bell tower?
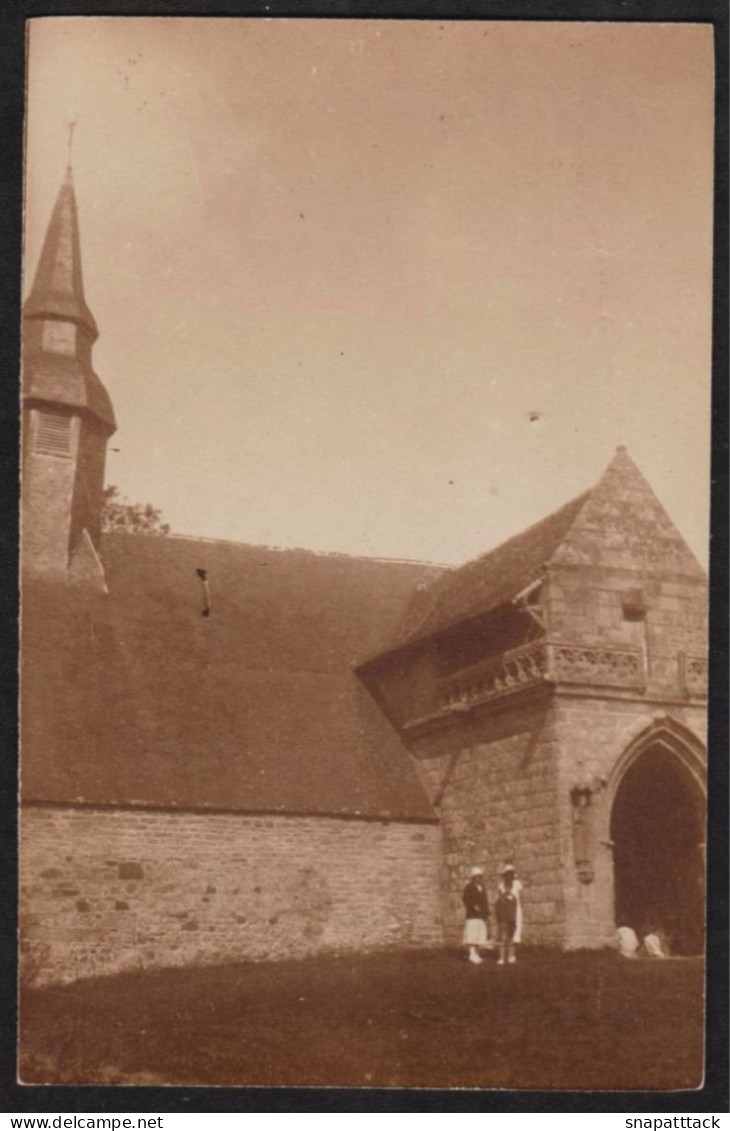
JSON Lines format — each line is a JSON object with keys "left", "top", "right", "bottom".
{"left": 22, "top": 164, "right": 116, "bottom": 572}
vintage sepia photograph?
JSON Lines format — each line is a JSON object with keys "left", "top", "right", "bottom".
{"left": 19, "top": 17, "right": 713, "bottom": 1090}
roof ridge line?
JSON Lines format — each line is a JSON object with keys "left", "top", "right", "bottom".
{"left": 389, "top": 484, "right": 599, "bottom": 651}
{"left": 477, "top": 486, "right": 594, "bottom": 568}
{"left": 102, "top": 529, "right": 445, "bottom": 567}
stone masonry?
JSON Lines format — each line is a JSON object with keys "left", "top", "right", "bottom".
{"left": 408, "top": 695, "right": 565, "bottom": 947}
{"left": 20, "top": 807, "right": 443, "bottom": 986}
{"left": 20, "top": 159, "right": 709, "bottom": 983}
{"left": 360, "top": 449, "right": 708, "bottom": 952}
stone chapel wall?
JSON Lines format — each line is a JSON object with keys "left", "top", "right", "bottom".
{"left": 544, "top": 560, "right": 707, "bottom": 949}
{"left": 20, "top": 806, "right": 443, "bottom": 986}
{"left": 410, "top": 696, "right": 565, "bottom": 947}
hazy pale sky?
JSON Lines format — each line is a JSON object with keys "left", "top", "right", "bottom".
{"left": 25, "top": 18, "right": 714, "bottom": 566}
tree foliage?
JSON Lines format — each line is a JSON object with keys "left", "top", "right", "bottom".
{"left": 101, "top": 486, "right": 171, "bottom": 536}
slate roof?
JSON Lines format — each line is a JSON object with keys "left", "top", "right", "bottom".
{"left": 389, "top": 446, "right": 706, "bottom": 656}
{"left": 22, "top": 353, "right": 116, "bottom": 432}
{"left": 23, "top": 167, "right": 116, "bottom": 432}
{"left": 395, "top": 489, "right": 591, "bottom": 647}
{"left": 21, "top": 533, "right": 440, "bottom": 820}
{"left": 24, "top": 167, "right": 99, "bottom": 340}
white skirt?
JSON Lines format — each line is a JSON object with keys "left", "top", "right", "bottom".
{"left": 462, "top": 919, "right": 488, "bottom": 946}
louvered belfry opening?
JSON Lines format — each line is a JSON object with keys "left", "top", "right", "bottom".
{"left": 34, "top": 410, "right": 73, "bottom": 458}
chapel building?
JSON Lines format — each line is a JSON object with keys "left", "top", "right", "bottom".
{"left": 20, "top": 169, "right": 708, "bottom": 985}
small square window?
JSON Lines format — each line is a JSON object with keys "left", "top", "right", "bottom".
{"left": 621, "top": 589, "right": 646, "bottom": 622}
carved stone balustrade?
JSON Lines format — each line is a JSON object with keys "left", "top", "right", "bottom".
{"left": 402, "top": 640, "right": 649, "bottom": 732}
{"left": 548, "top": 643, "right": 645, "bottom": 690}
{"left": 437, "top": 640, "right": 548, "bottom": 714}
{"left": 429, "top": 641, "right": 645, "bottom": 722}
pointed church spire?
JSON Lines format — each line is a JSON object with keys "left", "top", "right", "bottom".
{"left": 24, "top": 163, "right": 99, "bottom": 341}
{"left": 22, "top": 164, "right": 115, "bottom": 573}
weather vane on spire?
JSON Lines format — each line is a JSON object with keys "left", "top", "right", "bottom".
{"left": 65, "top": 119, "right": 77, "bottom": 168}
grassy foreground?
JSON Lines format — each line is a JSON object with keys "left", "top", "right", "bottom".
{"left": 19, "top": 948, "right": 703, "bottom": 1091}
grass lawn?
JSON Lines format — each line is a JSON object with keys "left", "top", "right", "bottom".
{"left": 19, "top": 948, "right": 704, "bottom": 1091}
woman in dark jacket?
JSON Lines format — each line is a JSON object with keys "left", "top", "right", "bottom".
{"left": 462, "top": 866, "right": 491, "bottom": 964}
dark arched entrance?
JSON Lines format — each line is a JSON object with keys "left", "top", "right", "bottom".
{"left": 611, "top": 743, "right": 705, "bottom": 955}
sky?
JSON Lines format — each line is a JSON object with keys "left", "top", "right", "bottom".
{"left": 24, "top": 18, "right": 714, "bottom": 566}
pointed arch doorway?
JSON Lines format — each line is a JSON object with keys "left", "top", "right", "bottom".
{"left": 610, "top": 727, "right": 705, "bottom": 955}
